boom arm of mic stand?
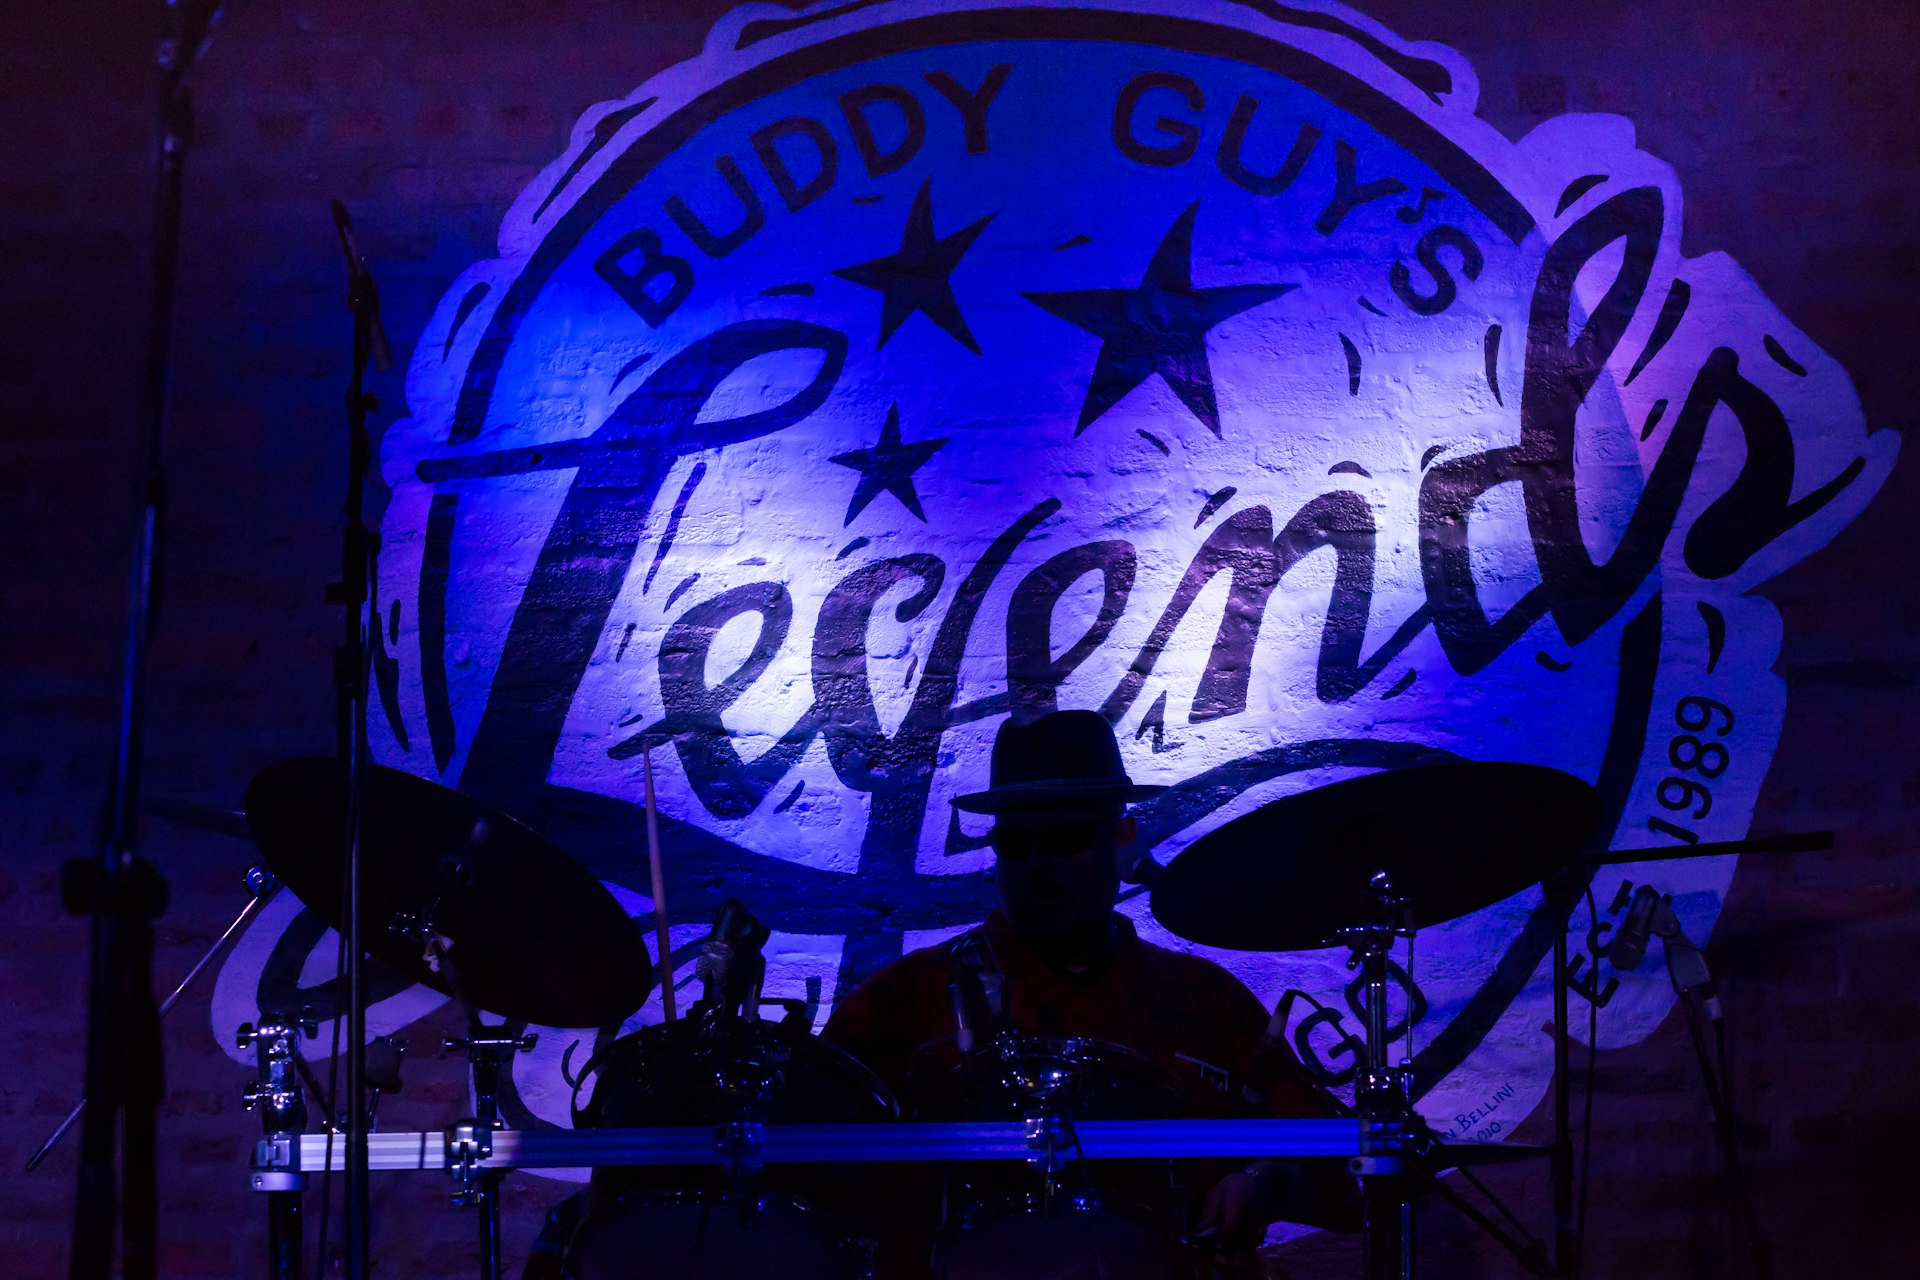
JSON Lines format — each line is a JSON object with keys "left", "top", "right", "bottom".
{"left": 1580, "top": 831, "right": 1832, "bottom": 865}
{"left": 29, "top": 867, "right": 280, "bottom": 1173}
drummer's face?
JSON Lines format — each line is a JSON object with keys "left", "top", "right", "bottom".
{"left": 991, "top": 809, "right": 1136, "bottom": 949}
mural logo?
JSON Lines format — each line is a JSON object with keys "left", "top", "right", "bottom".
{"left": 213, "top": 0, "right": 1896, "bottom": 1156}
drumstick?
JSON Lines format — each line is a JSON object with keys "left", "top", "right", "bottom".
{"left": 642, "top": 742, "right": 677, "bottom": 1022}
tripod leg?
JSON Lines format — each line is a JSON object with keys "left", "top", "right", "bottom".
{"left": 1681, "top": 992, "right": 1773, "bottom": 1280}
{"left": 1362, "top": 1171, "right": 1410, "bottom": 1280}
{"left": 1552, "top": 928, "right": 1573, "bottom": 1278}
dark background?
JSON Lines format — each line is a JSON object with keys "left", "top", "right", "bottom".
{"left": 3, "top": 2, "right": 1916, "bottom": 1275}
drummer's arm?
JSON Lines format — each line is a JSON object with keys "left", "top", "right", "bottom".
{"left": 1241, "top": 1061, "right": 1364, "bottom": 1232}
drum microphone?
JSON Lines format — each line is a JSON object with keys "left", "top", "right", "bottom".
{"left": 695, "top": 937, "right": 733, "bottom": 1005}
{"left": 1605, "top": 883, "right": 1719, "bottom": 1015}
{"left": 698, "top": 898, "right": 770, "bottom": 1019}
{"left": 948, "top": 932, "right": 1003, "bottom": 1054}
{"left": 1608, "top": 884, "right": 1664, "bottom": 971}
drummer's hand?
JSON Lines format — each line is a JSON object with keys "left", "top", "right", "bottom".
{"left": 1194, "top": 1170, "right": 1268, "bottom": 1251}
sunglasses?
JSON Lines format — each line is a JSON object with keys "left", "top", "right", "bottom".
{"left": 989, "top": 816, "right": 1120, "bottom": 862}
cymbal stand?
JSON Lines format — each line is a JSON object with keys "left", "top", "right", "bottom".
{"left": 241, "top": 1010, "right": 319, "bottom": 1280}
{"left": 1336, "top": 870, "right": 1418, "bottom": 1280}
{"left": 396, "top": 902, "right": 534, "bottom": 1280}
{"left": 443, "top": 1023, "right": 536, "bottom": 1280}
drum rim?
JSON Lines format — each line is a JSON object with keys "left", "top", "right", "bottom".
{"left": 942, "top": 1189, "right": 1178, "bottom": 1229}
{"left": 571, "top": 1013, "right": 901, "bottom": 1128}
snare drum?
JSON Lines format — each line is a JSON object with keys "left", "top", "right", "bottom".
{"left": 565, "top": 1013, "right": 897, "bottom": 1280}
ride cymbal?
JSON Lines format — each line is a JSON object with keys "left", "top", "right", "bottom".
{"left": 1150, "top": 762, "right": 1601, "bottom": 951}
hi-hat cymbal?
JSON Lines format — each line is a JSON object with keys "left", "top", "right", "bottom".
{"left": 244, "top": 758, "right": 652, "bottom": 1027}
{"left": 1150, "top": 762, "right": 1601, "bottom": 951}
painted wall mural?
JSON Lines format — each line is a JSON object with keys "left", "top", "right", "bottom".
{"left": 210, "top": 0, "right": 1897, "bottom": 1173}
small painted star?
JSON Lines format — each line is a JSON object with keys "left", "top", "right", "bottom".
{"left": 829, "top": 405, "right": 950, "bottom": 525}
{"left": 1024, "top": 202, "right": 1297, "bottom": 436}
{"left": 833, "top": 178, "right": 996, "bottom": 353}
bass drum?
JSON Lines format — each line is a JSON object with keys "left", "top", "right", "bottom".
{"left": 924, "top": 1037, "right": 1204, "bottom": 1280}
{"left": 567, "top": 1190, "right": 867, "bottom": 1280}
{"left": 564, "top": 1014, "right": 897, "bottom": 1280}
{"left": 937, "top": 1192, "right": 1185, "bottom": 1280}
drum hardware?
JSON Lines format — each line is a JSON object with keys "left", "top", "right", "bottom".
{"left": 241, "top": 1011, "right": 317, "bottom": 1280}
{"left": 27, "top": 864, "right": 281, "bottom": 1174}
{"left": 1335, "top": 870, "right": 1422, "bottom": 1280}
{"left": 1022, "top": 1114, "right": 1076, "bottom": 1176}
{"left": 565, "top": 984, "right": 898, "bottom": 1280}
{"left": 439, "top": 1017, "right": 535, "bottom": 1278}
{"left": 1554, "top": 830, "right": 1826, "bottom": 1279}
{"left": 256, "top": 1118, "right": 1365, "bottom": 1174}
{"left": 716, "top": 1117, "right": 769, "bottom": 1185}
{"left": 924, "top": 1033, "right": 1196, "bottom": 1278}
{"left": 405, "top": 903, "right": 539, "bottom": 1280}
{"left": 244, "top": 758, "right": 654, "bottom": 1029}
{"left": 1151, "top": 762, "right": 1607, "bottom": 1280}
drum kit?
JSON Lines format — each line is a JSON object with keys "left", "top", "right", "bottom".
{"left": 44, "top": 744, "right": 1773, "bottom": 1280}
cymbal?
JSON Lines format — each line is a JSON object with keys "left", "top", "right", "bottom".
{"left": 1150, "top": 762, "right": 1601, "bottom": 951}
{"left": 244, "top": 758, "right": 652, "bottom": 1027}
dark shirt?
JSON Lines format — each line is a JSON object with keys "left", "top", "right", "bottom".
{"left": 823, "top": 910, "right": 1343, "bottom": 1278}
{"left": 825, "top": 909, "right": 1327, "bottom": 1119}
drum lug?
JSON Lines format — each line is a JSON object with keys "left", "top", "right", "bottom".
{"left": 445, "top": 1118, "right": 494, "bottom": 1206}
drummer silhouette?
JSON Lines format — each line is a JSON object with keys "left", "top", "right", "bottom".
{"left": 824, "top": 710, "right": 1359, "bottom": 1279}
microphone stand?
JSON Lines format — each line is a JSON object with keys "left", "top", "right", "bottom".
{"left": 328, "top": 198, "right": 392, "bottom": 1280}
{"left": 66, "top": 6, "right": 220, "bottom": 1278}
{"left": 1549, "top": 830, "right": 1827, "bottom": 1278}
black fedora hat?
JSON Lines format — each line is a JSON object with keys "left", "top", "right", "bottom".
{"left": 952, "top": 709, "right": 1165, "bottom": 816}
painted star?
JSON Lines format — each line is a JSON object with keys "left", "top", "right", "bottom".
{"left": 829, "top": 405, "right": 950, "bottom": 526}
{"left": 833, "top": 178, "right": 996, "bottom": 354}
{"left": 1024, "top": 202, "right": 1297, "bottom": 436}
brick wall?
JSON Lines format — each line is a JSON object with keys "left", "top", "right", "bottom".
{"left": 2, "top": 2, "right": 1914, "bottom": 1276}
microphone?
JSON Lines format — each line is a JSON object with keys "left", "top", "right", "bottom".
{"left": 1606, "top": 883, "right": 1718, "bottom": 1013}
{"left": 329, "top": 200, "right": 395, "bottom": 371}
{"left": 948, "top": 932, "right": 1003, "bottom": 1054}
{"left": 1608, "top": 884, "right": 1664, "bottom": 971}
{"left": 161, "top": 0, "right": 224, "bottom": 76}
{"left": 698, "top": 899, "right": 769, "bottom": 1019}
{"left": 695, "top": 937, "right": 733, "bottom": 1007}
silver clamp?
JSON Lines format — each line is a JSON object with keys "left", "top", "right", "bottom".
{"left": 1023, "top": 1115, "right": 1077, "bottom": 1175}
{"left": 249, "top": 1134, "right": 305, "bottom": 1193}
{"left": 716, "top": 1118, "right": 765, "bottom": 1181}
{"left": 1351, "top": 1117, "right": 1412, "bottom": 1177}
{"left": 445, "top": 1119, "right": 494, "bottom": 1207}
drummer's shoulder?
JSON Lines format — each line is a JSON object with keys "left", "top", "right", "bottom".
{"left": 829, "top": 934, "right": 956, "bottom": 1014}
{"left": 1132, "top": 935, "right": 1269, "bottom": 1011}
